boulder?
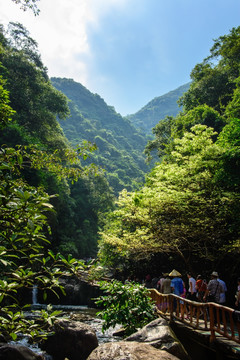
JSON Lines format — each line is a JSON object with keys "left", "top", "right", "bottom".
{"left": 87, "top": 341, "right": 180, "bottom": 360}
{"left": 0, "top": 344, "right": 43, "bottom": 360}
{"left": 40, "top": 320, "right": 98, "bottom": 360}
{"left": 126, "top": 318, "right": 189, "bottom": 359}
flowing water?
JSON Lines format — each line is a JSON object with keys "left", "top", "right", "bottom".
{"left": 13, "top": 304, "right": 122, "bottom": 359}
{"left": 10, "top": 285, "right": 123, "bottom": 358}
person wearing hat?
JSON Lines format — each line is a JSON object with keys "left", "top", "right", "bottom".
{"left": 203, "top": 271, "right": 224, "bottom": 303}
{"left": 161, "top": 273, "right": 172, "bottom": 294}
{"left": 169, "top": 269, "right": 184, "bottom": 296}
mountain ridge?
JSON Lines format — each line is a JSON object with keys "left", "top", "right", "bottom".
{"left": 51, "top": 78, "right": 190, "bottom": 194}
{"left": 125, "top": 82, "right": 190, "bottom": 133}
{"left": 51, "top": 77, "right": 151, "bottom": 194}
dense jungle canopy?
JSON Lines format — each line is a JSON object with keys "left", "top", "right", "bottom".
{"left": 1, "top": 0, "right": 239, "bottom": 343}
{"left": 0, "top": 19, "right": 240, "bottom": 286}
{"left": 98, "top": 26, "right": 240, "bottom": 276}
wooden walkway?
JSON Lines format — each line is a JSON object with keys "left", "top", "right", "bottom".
{"left": 149, "top": 289, "right": 240, "bottom": 359}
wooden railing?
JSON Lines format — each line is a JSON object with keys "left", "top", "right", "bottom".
{"left": 149, "top": 289, "right": 240, "bottom": 344}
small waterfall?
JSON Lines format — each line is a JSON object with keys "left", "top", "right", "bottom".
{"left": 32, "top": 285, "right": 38, "bottom": 305}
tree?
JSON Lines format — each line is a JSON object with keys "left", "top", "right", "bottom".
{"left": 0, "top": 69, "right": 96, "bottom": 342}
{"left": 172, "top": 105, "right": 226, "bottom": 139}
{"left": 0, "top": 144, "right": 86, "bottom": 341}
{"left": 144, "top": 116, "right": 174, "bottom": 161}
{"left": 0, "top": 23, "right": 70, "bottom": 151}
{"left": 179, "top": 26, "right": 240, "bottom": 114}
{"left": 11, "top": 0, "right": 40, "bottom": 15}
{"left": 0, "top": 76, "right": 15, "bottom": 127}
{"left": 99, "top": 125, "right": 240, "bottom": 269}
{"left": 144, "top": 106, "right": 226, "bottom": 161}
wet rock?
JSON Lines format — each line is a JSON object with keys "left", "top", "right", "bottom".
{"left": 40, "top": 320, "right": 98, "bottom": 360}
{"left": 126, "top": 318, "right": 189, "bottom": 359}
{"left": 87, "top": 341, "right": 180, "bottom": 360}
{"left": 0, "top": 344, "right": 43, "bottom": 360}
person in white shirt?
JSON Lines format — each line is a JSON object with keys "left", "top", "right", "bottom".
{"left": 187, "top": 273, "right": 197, "bottom": 301}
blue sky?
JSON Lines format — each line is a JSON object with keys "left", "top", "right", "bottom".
{"left": 1, "top": 0, "right": 240, "bottom": 115}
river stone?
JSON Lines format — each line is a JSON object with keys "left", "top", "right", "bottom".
{"left": 125, "top": 318, "right": 188, "bottom": 359}
{"left": 87, "top": 341, "right": 180, "bottom": 360}
{"left": 40, "top": 320, "right": 98, "bottom": 360}
{"left": 0, "top": 344, "right": 43, "bottom": 360}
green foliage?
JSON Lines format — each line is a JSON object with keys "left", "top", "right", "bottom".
{"left": 144, "top": 106, "right": 226, "bottom": 162}
{"left": 215, "top": 118, "right": 240, "bottom": 191}
{"left": 51, "top": 77, "right": 150, "bottom": 194}
{"left": 0, "top": 23, "right": 70, "bottom": 151}
{"left": 0, "top": 23, "right": 114, "bottom": 259}
{"left": 0, "top": 25, "right": 111, "bottom": 341}
{"left": 99, "top": 125, "right": 240, "bottom": 268}
{"left": 95, "top": 280, "right": 156, "bottom": 336}
{"left": 0, "top": 143, "right": 88, "bottom": 341}
{"left": 98, "top": 25, "right": 240, "bottom": 273}
{"left": 144, "top": 116, "right": 174, "bottom": 161}
{"left": 0, "top": 76, "right": 15, "bottom": 128}
{"left": 172, "top": 105, "right": 226, "bottom": 139}
{"left": 180, "top": 26, "right": 240, "bottom": 114}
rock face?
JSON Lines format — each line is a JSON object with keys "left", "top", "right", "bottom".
{"left": 0, "top": 344, "right": 43, "bottom": 360}
{"left": 126, "top": 318, "right": 189, "bottom": 359}
{"left": 40, "top": 320, "right": 98, "bottom": 360}
{"left": 87, "top": 341, "right": 180, "bottom": 360}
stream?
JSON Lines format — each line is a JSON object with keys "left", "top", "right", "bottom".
{"left": 11, "top": 305, "right": 122, "bottom": 359}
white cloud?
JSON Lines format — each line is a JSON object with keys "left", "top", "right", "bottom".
{"left": 0, "top": 0, "right": 128, "bottom": 85}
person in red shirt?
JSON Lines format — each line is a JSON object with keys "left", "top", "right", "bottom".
{"left": 195, "top": 274, "right": 207, "bottom": 302}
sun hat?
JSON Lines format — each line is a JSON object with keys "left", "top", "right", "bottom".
{"left": 169, "top": 269, "right": 181, "bottom": 277}
{"left": 211, "top": 271, "right": 218, "bottom": 277}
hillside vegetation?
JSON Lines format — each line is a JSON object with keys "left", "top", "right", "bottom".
{"left": 126, "top": 83, "right": 190, "bottom": 133}
{"left": 52, "top": 77, "right": 152, "bottom": 194}
{"left": 99, "top": 26, "right": 240, "bottom": 280}
{"left": 0, "top": 22, "right": 114, "bottom": 259}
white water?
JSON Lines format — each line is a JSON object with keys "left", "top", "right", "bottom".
{"left": 19, "top": 305, "right": 121, "bottom": 359}
{"left": 21, "top": 287, "right": 121, "bottom": 358}
{"left": 32, "top": 285, "right": 39, "bottom": 305}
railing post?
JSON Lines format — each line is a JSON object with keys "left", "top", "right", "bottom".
{"left": 169, "top": 294, "right": 174, "bottom": 322}
{"left": 209, "top": 303, "right": 216, "bottom": 342}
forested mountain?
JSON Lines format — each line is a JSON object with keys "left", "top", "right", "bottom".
{"left": 51, "top": 77, "right": 152, "bottom": 194}
{"left": 126, "top": 83, "right": 190, "bottom": 133}
{"left": 0, "top": 22, "right": 114, "bottom": 259}
{"left": 99, "top": 26, "right": 240, "bottom": 280}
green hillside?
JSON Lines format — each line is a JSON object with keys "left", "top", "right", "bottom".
{"left": 51, "top": 77, "right": 151, "bottom": 194}
{"left": 126, "top": 83, "right": 190, "bottom": 133}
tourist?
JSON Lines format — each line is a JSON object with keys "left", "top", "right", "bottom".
{"left": 151, "top": 276, "right": 159, "bottom": 289}
{"left": 235, "top": 278, "right": 240, "bottom": 310}
{"left": 187, "top": 273, "right": 197, "bottom": 301}
{"left": 195, "top": 275, "right": 207, "bottom": 302}
{"left": 157, "top": 273, "right": 165, "bottom": 292}
{"left": 203, "top": 271, "right": 224, "bottom": 304}
{"left": 145, "top": 274, "right": 152, "bottom": 288}
{"left": 161, "top": 274, "right": 172, "bottom": 294}
{"left": 217, "top": 275, "right": 227, "bottom": 305}
{"left": 169, "top": 269, "right": 184, "bottom": 296}
{"left": 169, "top": 269, "right": 184, "bottom": 313}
